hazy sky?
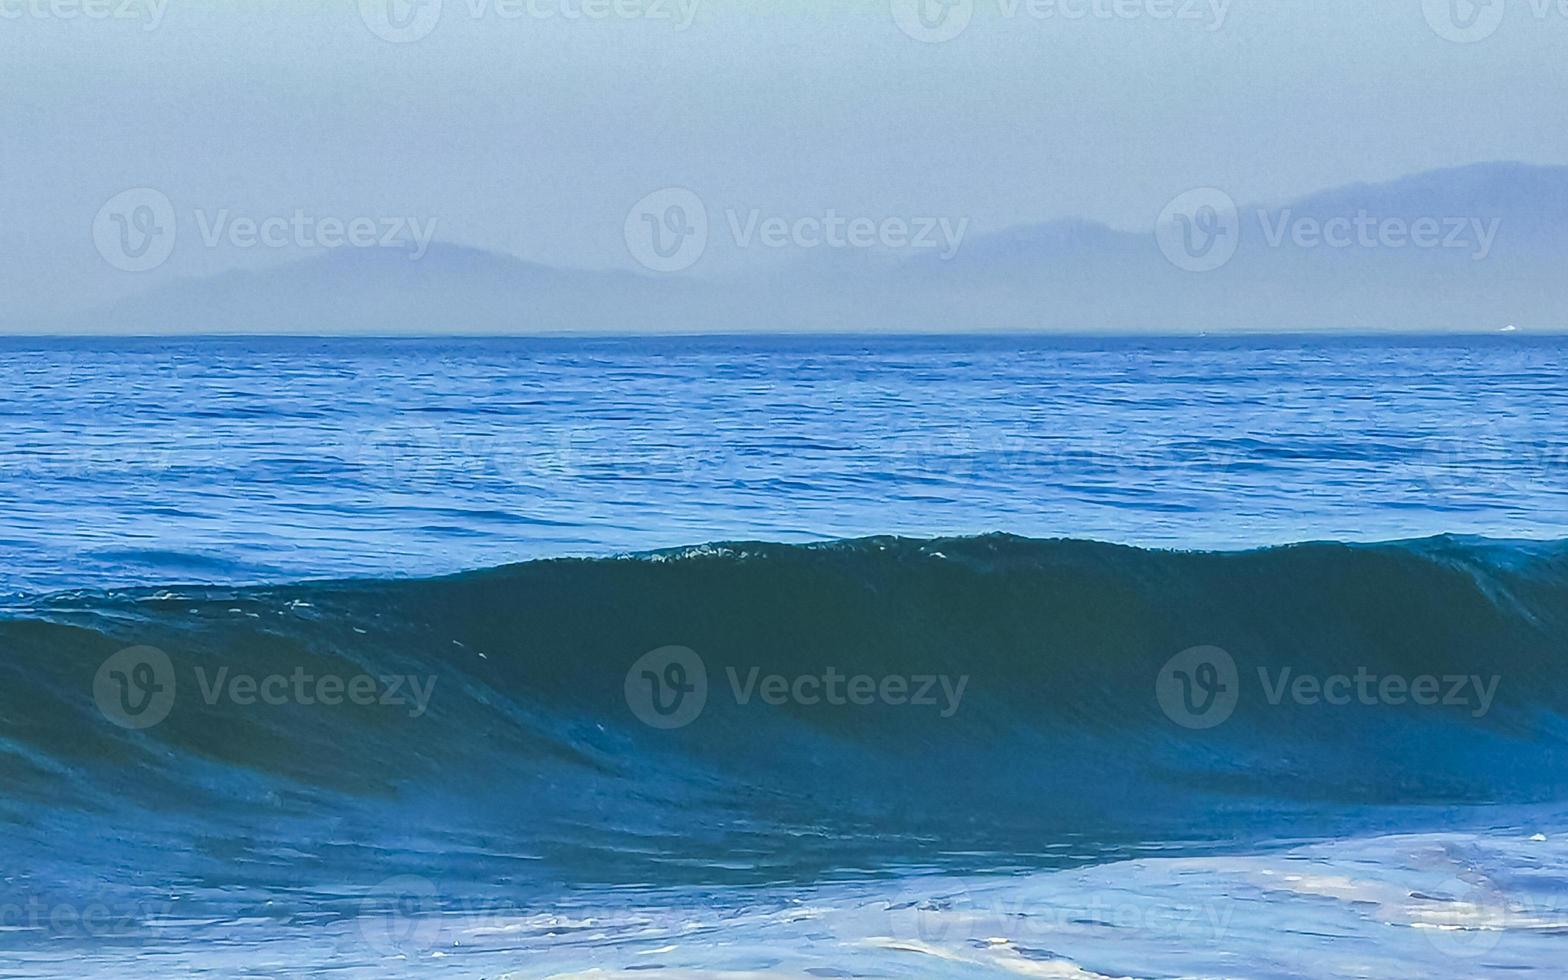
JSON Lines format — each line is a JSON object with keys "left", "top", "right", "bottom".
{"left": 3, "top": 0, "right": 1566, "bottom": 318}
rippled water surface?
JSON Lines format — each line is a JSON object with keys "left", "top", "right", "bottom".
{"left": 3, "top": 334, "right": 1566, "bottom": 594}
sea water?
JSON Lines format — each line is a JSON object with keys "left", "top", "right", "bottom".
{"left": 2, "top": 334, "right": 1566, "bottom": 978}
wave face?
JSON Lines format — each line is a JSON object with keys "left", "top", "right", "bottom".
{"left": 5, "top": 534, "right": 1568, "bottom": 910}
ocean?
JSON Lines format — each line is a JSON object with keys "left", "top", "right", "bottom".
{"left": 3, "top": 334, "right": 1567, "bottom": 978}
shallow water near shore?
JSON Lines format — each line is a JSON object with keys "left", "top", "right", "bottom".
{"left": 9, "top": 818, "right": 1567, "bottom": 978}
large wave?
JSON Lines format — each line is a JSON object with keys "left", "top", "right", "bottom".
{"left": 4, "top": 534, "right": 1567, "bottom": 899}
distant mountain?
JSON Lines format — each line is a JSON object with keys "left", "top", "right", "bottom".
{"left": 50, "top": 163, "right": 1568, "bottom": 333}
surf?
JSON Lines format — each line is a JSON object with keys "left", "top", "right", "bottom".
{"left": 4, "top": 533, "right": 1567, "bottom": 902}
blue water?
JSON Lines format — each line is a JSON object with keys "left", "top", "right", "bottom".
{"left": 3, "top": 335, "right": 1567, "bottom": 978}
{"left": 3, "top": 334, "right": 1566, "bottom": 594}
